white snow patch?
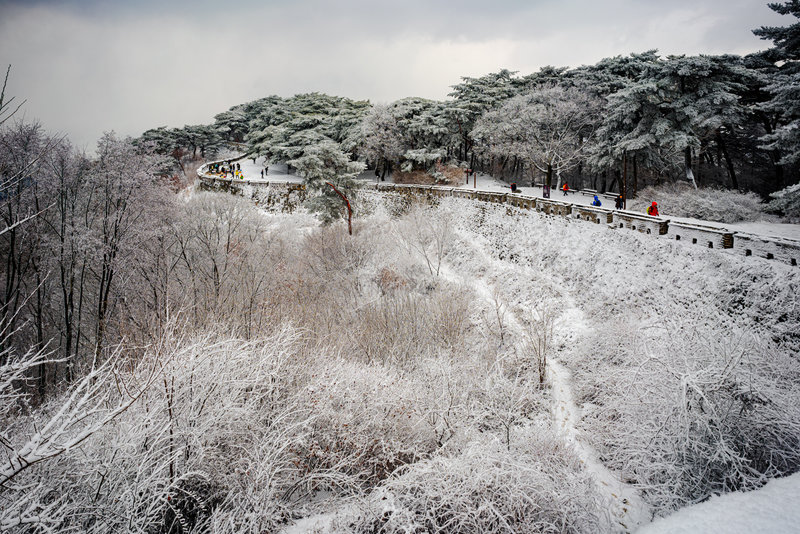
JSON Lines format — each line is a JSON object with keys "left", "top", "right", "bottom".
{"left": 280, "top": 512, "right": 337, "bottom": 534}
{"left": 636, "top": 472, "right": 800, "bottom": 534}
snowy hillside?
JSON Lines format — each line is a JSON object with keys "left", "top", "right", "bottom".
{"left": 3, "top": 185, "right": 799, "bottom": 532}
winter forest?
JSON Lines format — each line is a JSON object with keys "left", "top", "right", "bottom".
{"left": 1, "top": 2, "right": 800, "bottom": 533}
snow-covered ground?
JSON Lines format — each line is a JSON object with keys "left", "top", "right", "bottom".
{"left": 235, "top": 155, "right": 303, "bottom": 183}
{"left": 635, "top": 472, "right": 800, "bottom": 534}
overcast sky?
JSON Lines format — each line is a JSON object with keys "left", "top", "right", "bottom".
{"left": 0, "top": 0, "right": 789, "bottom": 151}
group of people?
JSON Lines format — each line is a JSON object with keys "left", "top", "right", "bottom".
{"left": 210, "top": 161, "right": 245, "bottom": 180}
{"left": 591, "top": 194, "right": 659, "bottom": 215}
{"left": 562, "top": 181, "right": 660, "bottom": 215}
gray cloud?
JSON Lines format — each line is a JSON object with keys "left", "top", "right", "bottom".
{"left": 0, "top": 0, "right": 788, "bottom": 151}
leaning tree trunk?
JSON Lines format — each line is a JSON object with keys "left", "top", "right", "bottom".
{"left": 326, "top": 182, "right": 353, "bottom": 236}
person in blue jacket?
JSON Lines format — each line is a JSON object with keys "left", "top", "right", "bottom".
{"left": 591, "top": 195, "right": 602, "bottom": 207}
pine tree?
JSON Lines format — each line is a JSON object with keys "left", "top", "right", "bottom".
{"left": 598, "top": 54, "right": 750, "bottom": 188}
{"left": 288, "top": 140, "right": 365, "bottom": 231}
{"left": 753, "top": 1, "right": 800, "bottom": 165}
{"left": 350, "top": 104, "right": 404, "bottom": 178}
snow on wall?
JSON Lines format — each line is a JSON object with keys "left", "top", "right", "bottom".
{"left": 197, "top": 173, "right": 307, "bottom": 212}
{"left": 507, "top": 193, "right": 536, "bottom": 209}
{"left": 732, "top": 232, "right": 799, "bottom": 266}
{"left": 666, "top": 221, "right": 734, "bottom": 250}
{"left": 612, "top": 210, "right": 668, "bottom": 236}
{"left": 572, "top": 204, "right": 614, "bottom": 225}
{"left": 536, "top": 198, "right": 572, "bottom": 217}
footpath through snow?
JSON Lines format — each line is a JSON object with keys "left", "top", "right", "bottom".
{"left": 548, "top": 308, "right": 650, "bottom": 532}
{"left": 444, "top": 225, "right": 651, "bottom": 533}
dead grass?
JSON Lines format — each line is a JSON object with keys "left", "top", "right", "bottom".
{"left": 393, "top": 170, "right": 437, "bottom": 185}
{"left": 392, "top": 164, "right": 464, "bottom": 186}
{"left": 436, "top": 163, "right": 467, "bottom": 185}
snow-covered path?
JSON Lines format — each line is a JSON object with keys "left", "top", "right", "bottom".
{"left": 236, "top": 155, "right": 303, "bottom": 183}
{"left": 445, "top": 224, "right": 651, "bottom": 533}
{"left": 548, "top": 306, "right": 651, "bottom": 533}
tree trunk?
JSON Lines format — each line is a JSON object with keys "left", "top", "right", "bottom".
{"left": 609, "top": 170, "right": 619, "bottom": 194}
{"left": 717, "top": 130, "right": 738, "bottom": 190}
{"left": 545, "top": 163, "right": 553, "bottom": 189}
{"left": 685, "top": 146, "right": 697, "bottom": 189}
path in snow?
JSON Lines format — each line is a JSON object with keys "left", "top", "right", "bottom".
{"left": 549, "top": 306, "right": 651, "bottom": 532}
{"left": 447, "top": 226, "right": 651, "bottom": 533}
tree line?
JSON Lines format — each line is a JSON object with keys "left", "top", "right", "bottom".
{"left": 138, "top": 2, "right": 798, "bottom": 201}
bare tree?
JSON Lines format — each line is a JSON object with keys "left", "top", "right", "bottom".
{"left": 398, "top": 203, "right": 454, "bottom": 277}
{"left": 472, "top": 85, "right": 600, "bottom": 190}
{"left": 523, "top": 298, "right": 557, "bottom": 385}
{"left": 0, "top": 65, "right": 25, "bottom": 127}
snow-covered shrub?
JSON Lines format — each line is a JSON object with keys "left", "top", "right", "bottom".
{"left": 285, "top": 359, "right": 437, "bottom": 491}
{"left": 352, "top": 285, "right": 473, "bottom": 366}
{"left": 573, "top": 319, "right": 800, "bottom": 514}
{"left": 766, "top": 182, "right": 800, "bottom": 220}
{"left": 432, "top": 162, "right": 467, "bottom": 185}
{"left": 346, "top": 434, "right": 608, "bottom": 534}
{"left": 629, "top": 183, "right": 767, "bottom": 223}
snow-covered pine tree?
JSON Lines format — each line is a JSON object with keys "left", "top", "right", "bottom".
{"left": 288, "top": 140, "right": 365, "bottom": 231}
{"left": 447, "top": 69, "right": 522, "bottom": 163}
{"left": 243, "top": 93, "right": 369, "bottom": 169}
{"left": 753, "top": 0, "right": 800, "bottom": 165}
{"left": 599, "top": 54, "right": 750, "bottom": 189}
{"left": 349, "top": 104, "right": 404, "bottom": 178}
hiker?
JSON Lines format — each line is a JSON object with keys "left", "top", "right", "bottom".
{"left": 615, "top": 195, "right": 624, "bottom": 210}
{"left": 647, "top": 201, "right": 659, "bottom": 216}
{"left": 562, "top": 183, "right": 569, "bottom": 196}
{"left": 591, "top": 195, "right": 601, "bottom": 207}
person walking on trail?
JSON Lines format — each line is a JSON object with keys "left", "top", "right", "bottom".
{"left": 591, "top": 195, "right": 602, "bottom": 207}
{"left": 615, "top": 195, "right": 624, "bottom": 210}
{"left": 562, "top": 182, "right": 569, "bottom": 196}
{"left": 647, "top": 201, "right": 659, "bottom": 216}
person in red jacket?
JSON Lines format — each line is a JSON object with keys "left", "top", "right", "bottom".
{"left": 562, "top": 182, "right": 569, "bottom": 196}
{"left": 647, "top": 201, "right": 659, "bottom": 216}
